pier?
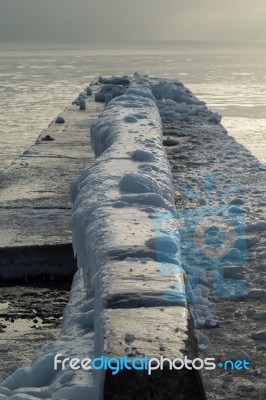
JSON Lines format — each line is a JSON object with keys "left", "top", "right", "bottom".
{"left": 0, "top": 93, "right": 104, "bottom": 280}
{"left": 0, "top": 75, "right": 265, "bottom": 400}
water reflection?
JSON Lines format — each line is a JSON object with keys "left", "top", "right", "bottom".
{"left": 0, "top": 42, "right": 265, "bottom": 170}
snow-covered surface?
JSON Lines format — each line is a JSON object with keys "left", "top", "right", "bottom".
{"left": 70, "top": 74, "right": 184, "bottom": 397}
{"left": 159, "top": 80, "right": 266, "bottom": 399}
{"left": 151, "top": 80, "right": 224, "bottom": 332}
{"left": 0, "top": 74, "right": 184, "bottom": 399}
{"left": 152, "top": 80, "right": 222, "bottom": 125}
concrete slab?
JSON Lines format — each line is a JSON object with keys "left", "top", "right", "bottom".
{"left": 99, "top": 259, "right": 187, "bottom": 308}
{"left": 0, "top": 90, "right": 104, "bottom": 280}
{"left": 103, "top": 306, "right": 192, "bottom": 359}
{"left": 102, "top": 307, "right": 206, "bottom": 400}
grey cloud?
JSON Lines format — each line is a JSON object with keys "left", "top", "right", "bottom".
{"left": 0, "top": 0, "right": 265, "bottom": 43}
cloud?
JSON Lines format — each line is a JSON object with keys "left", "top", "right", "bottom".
{"left": 165, "top": 0, "right": 266, "bottom": 41}
{"left": 0, "top": 0, "right": 265, "bottom": 43}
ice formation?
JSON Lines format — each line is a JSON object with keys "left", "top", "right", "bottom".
{"left": 55, "top": 116, "right": 65, "bottom": 124}
{"left": 85, "top": 87, "right": 92, "bottom": 96}
{"left": 78, "top": 98, "right": 86, "bottom": 110}
{"left": 152, "top": 80, "right": 222, "bottom": 125}
{"left": 0, "top": 74, "right": 225, "bottom": 399}
{"left": 99, "top": 75, "right": 130, "bottom": 85}
{"left": 0, "top": 74, "right": 183, "bottom": 399}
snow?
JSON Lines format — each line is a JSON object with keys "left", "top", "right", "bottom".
{"left": 155, "top": 81, "right": 237, "bottom": 346}
{"left": 94, "top": 92, "right": 106, "bottom": 102}
{"left": 152, "top": 81, "right": 222, "bottom": 126}
{"left": 119, "top": 172, "right": 172, "bottom": 207}
{"left": 152, "top": 79, "right": 201, "bottom": 105}
{"left": 69, "top": 73, "right": 183, "bottom": 396}
{"left": 120, "top": 193, "right": 168, "bottom": 208}
{"left": 99, "top": 84, "right": 125, "bottom": 98}
{"left": 78, "top": 92, "right": 87, "bottom": 99}
{"left": 124, "top": 115, "right": 138, "bottom": 123}
{"left": 104, "top": 93, "right": 112, "bottom": 105}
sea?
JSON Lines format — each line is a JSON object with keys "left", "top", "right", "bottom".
{"left": 0, "top": 41, "right": 265, "bottom": 171}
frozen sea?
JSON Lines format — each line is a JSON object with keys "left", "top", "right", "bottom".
{"left": 0, "top": 41, "right": 265, "bottom": 171}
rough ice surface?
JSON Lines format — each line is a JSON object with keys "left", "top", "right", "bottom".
{"left": 0, "top": 75, "right": 226, "bottom": 398}
{"left": 71, "top": 73, "right": 178, "bottom": 284}
{"left": 99, "top": 75, "right": 130, "bottom": 85}
{"left": 85, "top": 87, "right": 92, "bottom": 96}
{"left": 78, "top": 98, "right": 86, "bottom": 110}
{"left": 152, "top": 79, "right": 202, "bottom": 105}
{"left": 94, "top": 92, "right": 106, "bottom": 102}
{"left": 153, "top": 80, "right": 222, "bottom": 126}
{"left": 99, "top": 84, "right": 125, "bottom": 98}
{"left": 131, "top": 149, "right": 155, "bottom": 161}
{"left": 0, "top": 74, "right": 182, "bottom": 399}
{"left": 70, "top": 74, "right": 181, "bottom": 397}
{"left": 55, "top": 116, "right": 65, "bottom": 124}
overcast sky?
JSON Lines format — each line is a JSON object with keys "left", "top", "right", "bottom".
{"left": 0, "top": 0, "right": 266, "bottom": 44}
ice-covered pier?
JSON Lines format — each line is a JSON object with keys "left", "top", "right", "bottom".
{"left": 0, "top": 74, "right": 265, "bottom": 400}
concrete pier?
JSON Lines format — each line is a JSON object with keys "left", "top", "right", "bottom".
{"left": 0, "top": 93, "right": 104, "bottom": 280}
{"left": 0, "top": 86, "right": 104, "bottom": 382}
{"left": 0, "top": 76, "right": 265, "bottom": 400}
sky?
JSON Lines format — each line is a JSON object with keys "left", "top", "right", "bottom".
{"left": 0, "top": 0, "right": 266, "bottom": 44}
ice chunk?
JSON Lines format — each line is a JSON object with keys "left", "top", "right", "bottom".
{"left": 94, "top": 92, "right": 105, "bottom": 102}
{"left": 120, "top": 193, "right": 169, "bottom": 208}
{"left": 78, "top": 98, "right": 86, "bottom": 110}
{"left": 55, "top": 116, "right": 65, "bottom": 124}
{"left": 104, "top": 93, "right": 113, "bottom": 105}
{"left": 101, "top": 75, "right": 130, "bottom": 85}
{"left": 100, "top": 84, "right": 125, "bottom": 98}
{"left": 152, "top": 80, "right": 201, "bottom": 105}
{"left": 124, "top": 115, "right": 137, "bottom": 123}
{"left": 208, "top": 112, "right": 222, "bottom": 124}
{"left": 131, "top": 149, "right": 155, "bottom": 162}
{"left": 119, "top": 172, "right": 163, "bottom": 195}
{"left": 78, "top": 92, "right": 87, "bottom": 99}
{"left": 146, "top": 236, "right": 179, "bottom": 254}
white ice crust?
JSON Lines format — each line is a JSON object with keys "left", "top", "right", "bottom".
{"left": 0, "top": 74, "right": 182, "bottom": 399}
{"left": 0, "top": 75, "right": 223, "bottom": 399}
